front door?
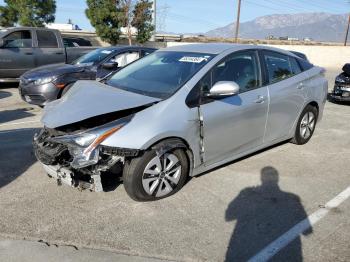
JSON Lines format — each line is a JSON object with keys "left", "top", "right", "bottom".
{"left": 0, "top": 30, "right": 35, "bottom": 78}
{"left": 200, "top": 50, "right": 269, "bottom": 165}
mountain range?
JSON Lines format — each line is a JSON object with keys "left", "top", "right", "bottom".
{"left": 205, "top": 12, "right": 348, "bottom": 42}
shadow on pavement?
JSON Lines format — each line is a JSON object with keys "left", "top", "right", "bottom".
{"left": 0, "top": 128, "right": 38, "bottom": 189}
{"left": 0, "top": 83, "right": 18, "bottom": 89}
{"left": 225, "top": 166, "right": 312, "bottom": 262}
{"left": 0, "top": 90, "right": 12, "bottom": 100}
{"left": 0, "top": 108, "right": 36, "bottom": 125}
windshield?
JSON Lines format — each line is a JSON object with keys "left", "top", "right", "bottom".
{"left": 72, "top": 48, "right": 113, "bottom": 66}
{"left": 106, "top": 51, "right": 215, "bottom": 99}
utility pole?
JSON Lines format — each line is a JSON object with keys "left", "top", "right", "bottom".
{"left": 234, "top": 0, "right": 242, "bottom": 43}
{"left": 344, "top": 13, "right": 350, "bottom": 46}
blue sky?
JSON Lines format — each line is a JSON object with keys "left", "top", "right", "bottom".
{"left": 0, "top": 0, "right": 349, "bottom": 33}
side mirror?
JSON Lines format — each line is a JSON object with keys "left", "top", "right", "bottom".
{"left": 206, "top": 81, "right": 240, "bottom": 97}
{"left": 0, "top": 39, "right": 4, "bottom": 48}
{"left": 102, "top": 61, "right": 118, "bottom": 70}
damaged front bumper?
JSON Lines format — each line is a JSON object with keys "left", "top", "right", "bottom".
{"left": 33, "top": 127, "right": 140, "bottom": 192}
{"left": 42, "top": 164, "right": 104, "bottom": 192}
{"left": 329, "top": 86, "right": 350, "bottom": 101}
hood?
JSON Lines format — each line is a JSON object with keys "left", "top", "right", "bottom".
{"left": 42, "top": 80, "right": 161, "bottom": 128}
{"left": 22, "top": 63, "right": 89, "bottom": 80}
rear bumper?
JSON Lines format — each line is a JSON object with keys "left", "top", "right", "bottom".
{"left": 19, "top": 81, "right": 60, "bottom": 106}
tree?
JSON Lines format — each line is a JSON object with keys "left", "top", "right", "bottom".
{"left": 0, "top": 0, "right": 56, "bottom": 27}
{"left": 85, "top": 0, "right": 154, "bottom": 45}
{"left": 119, "top": 0, "right": 154, "bottom": 45}
{"left": 0, "top": 5, "right": 17, "bottom": 27}
{"left": 85, "top": 0, "right": 124, "bottom": 45}
{"left": 132, "top": 0, "right": 154, "bottom": 44}
{"left": 119, "top": 0, "right": 134, "bottom": 45}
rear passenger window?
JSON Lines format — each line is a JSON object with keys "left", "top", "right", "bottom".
{"left": 290, "top": 57, "right": 302, "bottom": 75}
{"left": 264, "top": 52, "right": 294, "bottom": 83}
{"left": 37, "top": 30, "right": 58, "bottom": 48}
{"left": 298, "top": 58, "right": 313, "bottom": 71}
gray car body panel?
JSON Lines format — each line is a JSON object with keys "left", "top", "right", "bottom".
{"left": 41, "top": 80, "right": 161, "bottom": 128}
{"left": 41, "top": 44, "right": 328, "bottom": 176}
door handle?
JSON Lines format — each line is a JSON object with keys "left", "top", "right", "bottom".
{"left": 297, "top": 83, "right": 304, "bottom": 89}
{"left": 55, "top": 52, "right": 64, "bottom": 55}
{"left": 25, "top": 52, "right": 33, "bottom": 55}
{"left": 254, "top": 95, "right": 266, "bottom": 104}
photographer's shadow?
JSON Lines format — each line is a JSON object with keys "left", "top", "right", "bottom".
{"left": 225, "top": 167, "right": 312, "bottom": 262}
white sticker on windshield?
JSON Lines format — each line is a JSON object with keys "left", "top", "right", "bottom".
{"left": 101, "top": 50, "right": 112, "bottom": 54}
{"left": 179, "top": 56, "right": 208, "bottom": 63}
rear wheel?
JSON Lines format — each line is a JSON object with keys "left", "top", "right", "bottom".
{"left": 291, "top": 105, "right": 318, "bottom": 145}
{"left": 123, "top": 142, "right": 189, "bottom": 201}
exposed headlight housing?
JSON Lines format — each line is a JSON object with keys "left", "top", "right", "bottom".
{"left": 49, "top": 116, "right": 131, "bottom": 168}
{"left": 34, "top": 76, "right": 57, "bottom": 85}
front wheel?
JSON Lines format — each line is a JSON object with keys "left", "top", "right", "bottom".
{"left": 291, "top": 105, "right": 318, "bottom": 145}
{"left": 123, "top": 144, "right": 189, "bottom": 201}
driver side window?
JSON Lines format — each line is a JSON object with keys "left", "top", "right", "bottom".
{"left": 110, "top": 51, "right": 140, "bottom": 68}
{"left": 212, "top": 51, "right": 261, "bottom": 93}
{"left": 4, "top": 30, "right": 32, "bottom": 48}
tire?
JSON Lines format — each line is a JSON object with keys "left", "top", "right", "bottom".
{"left": 60, "top": 83, "right": 74, "bottom": 98}
{"left": 123, "top": 142, "right": 189, "bottom": 201}
{"left": 291, "top": 104, "right": 318, "bottom": 145}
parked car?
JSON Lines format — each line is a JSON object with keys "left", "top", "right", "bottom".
{"left": 0, "top": 27, "right": 96, "bottom": 82}
{"left": 329, "top": 63, "right": 350, "bottom": 102}
{"left": 19, "top": 46, "right": 156, "bottom": 106}
{"left": 33, "top": 44, "right": 328, "bottom": 201}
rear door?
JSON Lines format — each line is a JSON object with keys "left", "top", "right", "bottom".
{"left": 34, "top": 29, "right": 65, "bottom": 66}
{"left": 261, "top": 50, "right": 308, "bottom": 142}
{"left": 0, "top": 29, "right": 35, "bottom": 78}
{"left": 200, "top": 50, "right": 269, "bottom": 165}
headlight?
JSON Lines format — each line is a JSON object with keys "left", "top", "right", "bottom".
{"left": 49, "top": 116, "right": 131, "bottom": 168}
{"left": 34, "top": 76, "right": 57, "bottom": 85}
{"left": 335, "top": 76, "right": 345, "bottom": 83}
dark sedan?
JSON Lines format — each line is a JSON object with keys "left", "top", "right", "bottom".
{"left": 19, "top": 46, "right": 156, "bottom": 106}
{"left": 329, "top": 63, "right": 350, "bottom": 102}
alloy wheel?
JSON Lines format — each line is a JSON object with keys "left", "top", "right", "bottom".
{"left": 299, "top": 111, "right": 316, "bottom": 139}
{"left": 142, "top": 153, "right": 182, "bottom": 197}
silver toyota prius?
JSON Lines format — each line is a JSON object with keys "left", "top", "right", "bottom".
{"left": 34, "top": 44, "right": 328, "bottom": 201}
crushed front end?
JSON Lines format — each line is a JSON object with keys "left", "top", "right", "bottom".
{"left": 330, "top": 65, "right": 350, "bottom": 102}
{"left": 33, "top": 117, "right": 139, "bottom": 192}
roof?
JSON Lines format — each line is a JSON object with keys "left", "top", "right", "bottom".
{"left": 100, "top": 45, "right": 156, "bottom": 51}
{"left": 161, "top": 43, "right": 299, "bottom": 58}
{"left": 163, "top": 43, "right": 249, "bottom": 54}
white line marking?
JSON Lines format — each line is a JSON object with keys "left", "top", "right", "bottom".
{"left": 0, "top": 120, "right": 40, "bottom": 128}
{"left": 248, "top": 186, "right": 350, "bottom": 262}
